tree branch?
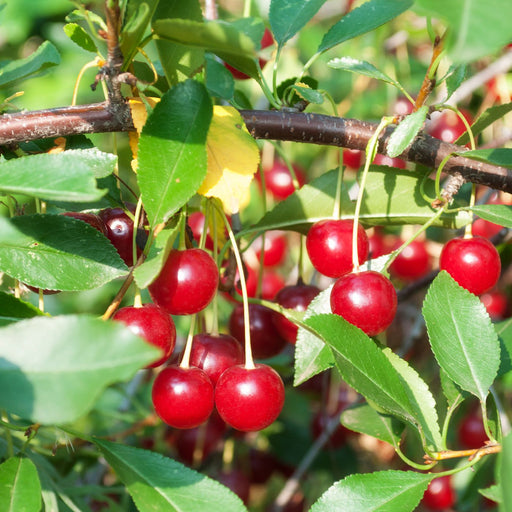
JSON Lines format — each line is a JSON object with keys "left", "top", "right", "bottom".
{"left": 1, "top": 102, "right": 511, "bottom": 193}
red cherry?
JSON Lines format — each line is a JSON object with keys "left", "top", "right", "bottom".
{"left": 472, "top": 217, "right": 504, "bottom": 239}
{"left": 439, "top": 236, "right": 501, "bottom": 295}
{"left": 151, "top": 365, "right": 214, "bottom": 429}
{"left": 215, "top": 363, "right": 285, "bottom": 432}
{"left": 253, "top": 231, "right": 288, "bottom": 267}
{"left": 422, "top": 475, "right": 456, "bottom": 511}
{"left": 389, "top": 239, "right": 431, "bottom": 281}
{"left": 458, "top": 411, "right": 489, "bottom": 449}
{"left": 480, "top": 290, "right": 509, "bottom": 320}
{"left": 330, "top": 271, "right": 397, "bottom": 336}
{"left": 168, "top": 411, "right": 227, "bottom": 466}
{"left": 261, "top": 270, "right": 285, "bottom": 300}
{"left": 100, "top": 207, "right": 141, "bottom": 266}
{"left": 428, "top": 109, "right": 472, "bottom": 143}
{"left": 60, "top": 211, "right": 107, "bottom": 235}
{"left": 188, "top": 211, "right": 229, "bottom": 251}
{"left": 229, "top": 303, "right": 287, "bottom": 359}
{"left": 113, "top": 304, "right": 176, "bottom": 368}
{"left": 372, "top": 154, "right": 407, "bottom": 169}
{"left": 189, "top": 333, "right": 244, "bottom": 385}
{"left": 273, "top": 284, "right": 321, "bottom": 343}
{"left": 368, "top": 229, "right": 395, "bottom": 259}
{"left": 306, "top": 219, "right": 369, "bottom": 278}
{"left": 262, "top": 161, "right": 306, "bottom": 200}
{"left": 149, "top": 248, "right": 219, "bottom": 315}
{"left": 342, "top": 149, "right": 364, "bottom": 170}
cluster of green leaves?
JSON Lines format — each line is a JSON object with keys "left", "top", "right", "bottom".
{"left": 2, "top": 0, "right": 512, "bottom": 511}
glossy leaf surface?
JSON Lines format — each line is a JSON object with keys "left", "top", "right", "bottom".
{"left": 137, "top": 80, "right": 212, "bottom": 227}
{"left": 0, "top": 456, "right": 41, "bottom": 512}
{"left": 423, "top": 271, "right": 500, "bottom": 401}
{"left": 0, "top": 215, "right": 127, "bottom": 291}
{"left": 310, "top": 470, "right": 432, "bottom": 512}
{"left": 95, "top": 439, "right": 247, "bottom": 512}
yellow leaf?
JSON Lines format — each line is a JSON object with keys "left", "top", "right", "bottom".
{"left": 199, "top": 106, "right": 260, "bottom": 213}
{"left": 128, "top": 97, "right": 160, "bottom": 172}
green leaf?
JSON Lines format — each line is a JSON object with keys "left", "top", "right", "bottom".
{"left": 205, "top": 53, "right": 234, "bottom": 100}
{"left": 0, "top": 315, "right": 159, "bottom": 424}
{"left": 245, "top": 168, "right": 469, "bottom": 235}
{"left": 137, "top": 80, "right": 212, "bottom": 227}
{"left": 470, "top": 204, "right": 512, "bottom": 227}
{"left": 229, "top": 17, "right": 265, "bottom": 48}
{"left": 291, "top": 85, "right": 324, "bottom": 104}
{"left": 121, "top": 0, "right": 159, "bottom": 69}
{"left": 152, "top": 0, "right": 204, "bottom": 85}
{"left": 318, "top": 0, "right": 413, "bottom": 53}
{"left": 423, "top": 271, "right": 500, "bottom": 401}
{"left": 63, "top": 23, "right": 97, "bottom": 53}
{"left": 0, "top": 149, "right": 115, "bottom": 201}
{"left": 0, "top": 456, "right": 41, "bottom": 512}
{"left": 497, "top": 319, "right": 512, "bottom": 376}
{"left": 414, "top": 0, "right": 512, "bottom": 64}
{"left": 387, "top": 107, "right": 429, "bottom": 158}
{"left": 0, "top": 291, "right": 44, "bottom": 327}
{"left": 439, "top": 369, "right": 467, "bottom": 410}
{"left": 341, "top": 403, "right": 404, "bottom": 446}
{"left": 95, "top": 439, "right": 248, "bottom": 512}
{"left": 444, "top": 65, "right": 467, "bottom": 99}
{"left": 0, "top": 40, "right": 60, "bottom": 88}
{"left": 500, "top": 431, "right": 512, "bottom": 512}
{"left": 310, "top": 470, "right": 432, "bottom": 512}
{"left": 328, "top": 57, "right": 403, "bottom": 90}
{"left": 382, "top": 347, "right": 442, "bottom": 450}
{"left": 153, "top": 18, "right": 258, "bottom": 80}
{"left": 305, "top": 314, "right": 430, "bottom": 433}
{"left": 269, "top": 0, "right": 327, "bottom": 47}
{"left": 0, "top": 214, "right": 128, "bottom": 291}
{"left": 133, "top": 220, "right": 179, "bottom": 289}
{"left": 294, "top": 287, "right": 335, "bottom": 386}
{"left": 479, "top": 484, "right": 501, "bottom": 505}
{"left": 457, "top": 148, "right": 512, "bottom": 169}
{"left": 456, "top": 103, "right": 512, "bottom": 145}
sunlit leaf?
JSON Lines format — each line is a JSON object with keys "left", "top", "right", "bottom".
{"left": 95, "top": 440, "right": 247, "bottom": 512}
{"left": 310, "top": 470, "right": 432, "bottom": 512}
{"left": 198, "top": 106, "right": 260, "bottom": 213}
{"left": 456, "top": 103, "right": 512, "bottom": 145}
{"left": 387, "top": 107, "right": 428, "bottom": 158}
{"left": 423, "top": 271, "right": 500, "bottom": 401}
{"left": 63, "top": 23, "right": 96, "bottom": 53}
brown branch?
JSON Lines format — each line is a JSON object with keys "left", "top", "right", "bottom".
{"left": 240, "top": 109, "right": 512, "bottom": 193}
{"left": 0, "top": 102, "right": 511, "bottom": 193}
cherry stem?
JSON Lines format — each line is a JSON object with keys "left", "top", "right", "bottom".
{"left": 383, "top": 205, "right": 447, "bottom": 272}
{"left": 207, "top": 201, "right": 220, "bottom": 336}
{"left": 180, "top": 314, "right": 197, "bottom": 369}
{"left": 272, "top": 143, "right": 301, "bottom": 192}
{"left": 214, "top": 203, "right": 256, "bottom": 369}
{"left": 352, "top": 117, "right": 392, "bottom": 271}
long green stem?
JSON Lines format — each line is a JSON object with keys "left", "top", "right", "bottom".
{"left": 214, "top": 203, "right": 255, "bottom": 369}
{"left": 352, "top": 117, "right": 393, "bottom": 271}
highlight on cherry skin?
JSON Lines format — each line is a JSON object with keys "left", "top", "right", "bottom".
{"left": 306, "top": 219, "right": 369, "bottom": 278}
{"left": 215, "top": 363, "right": 285, "bottom": 432}
{"left": 148, "top": 248, "right": 219, "bottom": 315}
{"left": 439, "top": 235, "right": 501, "bottom": 296}
{"left": 151, "top": 365, "right": 215, "bottom": 430}
{"left": 330, "top": 270, "right": 398, "bottom": 337}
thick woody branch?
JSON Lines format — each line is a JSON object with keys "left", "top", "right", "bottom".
{"left": 240, "top": 109, "right": 512, "bottom": 193}
{"left": 0, "top": 103, "right": 511, "bottom": 193}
